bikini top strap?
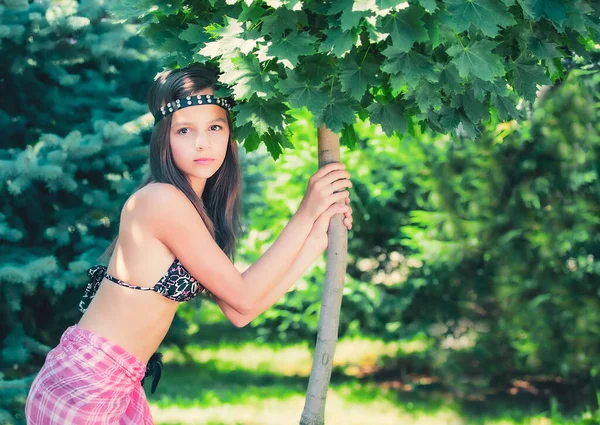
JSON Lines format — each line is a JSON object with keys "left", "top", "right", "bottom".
{"left": 79, "top": 265, "right": 155, "bottom": 314}
{"left": 103, "top": 272, "right": 154, "bottom": 291}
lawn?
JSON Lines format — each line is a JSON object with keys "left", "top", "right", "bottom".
{"left": 146, "top": 305, "right": 593, "bottom": 425}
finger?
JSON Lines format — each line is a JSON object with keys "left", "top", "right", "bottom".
{"left": 343, "top": 217, "right": 352, "bottom": 230}
{"left": 318, "top": 170, "right": 351, "bottom": 188}
{"left": 322, "top": 203, "right": 349, "bottom": 220}
{"left": 312, "top": 162, "right": 346, "bottom": 181}
{"left": 329, "top": 190, "right": 350, "bottom": 203}
{"left": 330, "top": 179, "right": 353, "bottom": 193}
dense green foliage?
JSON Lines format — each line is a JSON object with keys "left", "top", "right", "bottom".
{"left": 239, "top": 70, "right": 600, "bottom": 400}
{"left": 0, "top": 0, "right": 156, "bottom": 361}
{"left": 113, "top": 0, "right": 598, "bottom": 157}
{"left": 0, "top": 1, "right": 160, "bottom": 421}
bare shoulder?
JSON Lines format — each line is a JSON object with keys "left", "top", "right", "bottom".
{"left": 120, "top": 183, "right": 245, "bottom": 308}
{"left": 124, "top": 182, "right": 185, "bottom": 211}
{"left": 122, "top": 182, "right": 213, "bottom": 249}
{"left": 121, "top": 183, "right": 190, "bottom": 229}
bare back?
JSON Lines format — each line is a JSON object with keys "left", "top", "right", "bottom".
{"left": 78, "top": 183, "right": 182, "bottom": 363}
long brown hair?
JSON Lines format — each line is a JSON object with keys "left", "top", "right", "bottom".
{"left": 100, "top": 64, "right": 242, "bottom": 262}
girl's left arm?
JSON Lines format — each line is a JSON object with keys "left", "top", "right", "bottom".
{"left": 217, "top": 197, "right": 352, "bottom": 327}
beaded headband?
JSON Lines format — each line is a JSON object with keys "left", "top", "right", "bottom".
{"left": 154, "top": 94, "right": 233, "bottom": 126}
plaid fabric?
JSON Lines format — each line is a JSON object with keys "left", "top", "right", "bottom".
{"left": 25, "top": 325, "right": 154, "bottom": 425}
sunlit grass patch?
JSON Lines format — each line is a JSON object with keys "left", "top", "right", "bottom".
{"left": 161, "top": 334, "right": 430, "bottom": 378}
{"left": 151, "top": 389, "right": 463, "bottom": 425}
{"left": 149, "top": 332, "right": 434, "bottom": 412}
{"left": 150, "top": 321, "right": 589, "bottom": 425}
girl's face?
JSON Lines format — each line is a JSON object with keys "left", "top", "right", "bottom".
{"left": 169, "top": 89, "right": 230, "bottom": 192}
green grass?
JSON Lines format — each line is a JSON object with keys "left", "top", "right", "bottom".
{"left": 147, "top": 305, "right": 596, "bottom": 425}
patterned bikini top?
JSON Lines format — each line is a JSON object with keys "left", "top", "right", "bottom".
{"left": 78, "top": 258, "right": 210, "bottom": 313}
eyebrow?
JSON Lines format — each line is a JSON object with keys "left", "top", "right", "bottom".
{"left": 172, "top": 117, "right": 227, "bottom": 127}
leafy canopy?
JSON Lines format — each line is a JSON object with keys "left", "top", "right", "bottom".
{"left": 112, "top": 0, "right": 599, "bottom": 158}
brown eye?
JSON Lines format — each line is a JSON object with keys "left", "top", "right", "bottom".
{"left": 209, "top": 125, "right": 223, "bottom": 131}
{"left": 176, "top": 127, "right": 190, "bottom": 135}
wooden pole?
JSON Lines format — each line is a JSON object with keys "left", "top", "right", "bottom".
{"left": 300, "top": 124, "right": 348, "bottom": 425}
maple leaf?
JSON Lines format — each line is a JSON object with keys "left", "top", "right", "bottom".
{"left": 380, "top": 6, "right": 429, "bottom": 52}
{"left": 444, "top": 0, "right": 516, "bottom": 37}
{"left": 447, "top": 40, "right": 506, "bottom": 81}
{"left": 340, "top": 57, "right": 379, "bottom": 101}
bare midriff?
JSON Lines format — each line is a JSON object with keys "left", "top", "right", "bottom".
{"left": 78, "top": 277, "right": 178, "bottom": 364}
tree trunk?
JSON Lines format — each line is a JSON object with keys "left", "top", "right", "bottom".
{"left": 299, "top": 124, "right": 348, "bottom": 425}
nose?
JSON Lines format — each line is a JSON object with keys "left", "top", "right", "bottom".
{"left": 194, "top": 132, "right": 211, "bottom": 150}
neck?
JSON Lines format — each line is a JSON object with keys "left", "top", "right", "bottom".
{"left": 189, "top": 177, "right": 207, "bottom": 198}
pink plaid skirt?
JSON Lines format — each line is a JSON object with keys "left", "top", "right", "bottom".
{"left": 25, "top": 324, "right": 154, "bottom": 425}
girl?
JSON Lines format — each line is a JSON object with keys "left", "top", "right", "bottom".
{"left": 24, "top": 64, "right": 353, "bottom": 424}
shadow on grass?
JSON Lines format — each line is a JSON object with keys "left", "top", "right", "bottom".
{"left": 155, "top": 322, "right": 592, "bottom": 425}
{"left": 147, "top": 356, "right": 308, "bottom": 408}
{"left": 150, "top": 348, "right": 452, "bottom": 417}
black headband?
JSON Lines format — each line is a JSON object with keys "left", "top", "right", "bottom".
{"left": 154, "top": 94, "right": 233, "bottom": 126}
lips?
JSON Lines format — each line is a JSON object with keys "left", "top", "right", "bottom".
{"left": 194, "top": 158, "right": 215, "bottom": 165}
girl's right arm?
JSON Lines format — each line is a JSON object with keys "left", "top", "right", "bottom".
{"left": 137, "top": 162, "right": 351, "bottom": 315}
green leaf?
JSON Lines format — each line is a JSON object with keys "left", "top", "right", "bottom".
{"left": 493, "top": 94, "right": 521, "bottom": 121}
{"left": 451, "top": 89, "right": 489, "bottom": 123}
{"left": 562, "top": 1, "right": 593, "bottom": 34}
{"left": 512, "top": 55, "right": 551, "bottom": 102}
{"left": 317, "top": 96, "right": 356, "bottom": 133}
{"left": 444, "top": 0, "right": 516, "bottom": 37}
{"left": 219, "top": 54, "right": 278, "bottom": 100}
{"left": 233, "top": 122, "right": 253, "bottom": 144}
{"left": 296, "top": 54, "right": 337, "bottom": 86}
{"left": 447, "top": 40, "right": 505, "bottom": 81}
{"left": 376, "top": 0, "right": 405, "bottom": 8}
{"left": 277, "top": 71, "right": 329, "bottom": 118}
{"left": 364, "top": 15, "right": 388, "bottom": 43}
{"left": 267, "top": 31, "right": 317, "bottom": 68}
{"left": 179, "top": 24, "right": 209, "bottom": 46}
{"left": 340, "top": 58, "right": 379, "bottom": 101}
{"left": 340, "top": 123, "right": 359, "bottom": 149}
{"left": 261, "top": 9, "right": 308, "bottom": 37}
{"left": 263, "top": 130, "right": 294, "bottom": 160}
{"left": 380, "top": 6, "right": 429, "bottom": 52}
{"left": 234, "top": 98, "right": 287, "bottom": 135}
{"left": 439, "top": 63, "right": 464, "bottom": 94}
{"left": 417, "top": 0, "right": 438, "bottom": 12}
{"left": 201, "top": 18, "right": 263, "bottom": 58}
{"left": 367, "top": 101, "right": 408, "bottom": 137}
{"left": 471, "top": 77, "right": 508, "bottom": 101}
{"left": 238, "top": 2, "right": 266, "bottom": 22}
{"left": 340, "top": 8, "right": 370, "bottom": 31}
{"left": 382, "top": 46, "right": 439, "bottom": 89}
{"left": 319, "top": 27, "right": 358, "bottom": 57}
{"left": 527, "top": 37, "right": 562, "bottom": 77}
{"left": 423, "top": 13, "right": 448, "bottom": 49}
{"left": 435, "top": 105, "right": 479, "bottom": 137}
{"left": 517, "top": 0, "right": 569, "bottom": 26}
{"left": 412, "top": 81, "right": 442, "bottom": 113}
{"left": 147, "top": 0, "right": 182, "bottom": 16}
{"left": 265, "top": 0, "right": 303, "bottom": 10}
{"left": 236, "top": 125, "right": 261, "bottom": 151}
